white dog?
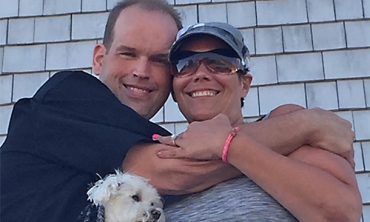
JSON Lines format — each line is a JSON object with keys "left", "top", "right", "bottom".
{"left": 86, "top": 170, "right": 165, "bottom": 222}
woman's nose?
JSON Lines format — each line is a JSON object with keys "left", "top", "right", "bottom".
{"left": 193, "top": 63, "right": 212, "bottom": 81}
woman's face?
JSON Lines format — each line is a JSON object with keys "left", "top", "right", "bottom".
{"left": 172, "top": 35, "right": 252, "bottom": 124}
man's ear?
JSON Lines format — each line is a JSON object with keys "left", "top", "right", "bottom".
{"left": 92, "top": 44, "right": 106, "bottom": 76}
{"left": 240, "top": 73, "right": 253, "bottom": 98}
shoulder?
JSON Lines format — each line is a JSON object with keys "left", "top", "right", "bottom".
{"left": 33, "top": 70, "right": 111, "bottom": 102}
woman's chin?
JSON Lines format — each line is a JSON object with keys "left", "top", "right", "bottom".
{"left": 187, "top": 112, "right": 218, "bottom": 122}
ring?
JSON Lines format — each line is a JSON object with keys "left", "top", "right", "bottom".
{"left": 171, "top": 135, "right": 177, "bottom": 146}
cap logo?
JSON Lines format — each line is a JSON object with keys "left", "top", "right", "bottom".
{"left": 176, "top": 25, "right": 190, "bottom": 40}
{"left": 176, "top": 23, "right": 206, "bottom": 40}
{"left": 192, "top": 23, "right": 205, "bottom": 28}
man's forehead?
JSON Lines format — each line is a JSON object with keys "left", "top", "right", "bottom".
{"left": 112, "top": 7, "right": 177, "bottom": 52}
{"left": 114, "top": 5, "right": 177, "bottom": 33}
{"left": 115, "top": 44, "right": 170, "bottom": 58}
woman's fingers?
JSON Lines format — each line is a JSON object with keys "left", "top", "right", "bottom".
{"left": 152, "top": 134, "right": 178, "bottom": 147}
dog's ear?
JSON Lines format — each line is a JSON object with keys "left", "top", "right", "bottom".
{"left": 87, "top": 176, "right": 123, "bottom": 206}
{"left": 87, "top": 183, "right": 111, "bottom": 206}
{"left": 160, "top": 197, "right": 165, "bottom": 207}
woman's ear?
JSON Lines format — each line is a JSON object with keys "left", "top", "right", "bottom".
{"left": 240, "top": 73, "right": 253, "bottom": 98}
{"left": 92, "top": 44, "right": 106, "bottom": 76}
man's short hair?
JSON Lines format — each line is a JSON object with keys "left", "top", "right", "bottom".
{"left": 103, "top": 0, "right": 183, "bottom": 51}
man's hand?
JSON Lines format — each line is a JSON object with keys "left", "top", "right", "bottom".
{"left": 265, "top": 104, "right": 355, "bottom": 168}
{"left": 301, "top": 107, "right": 355, "bottom": 168}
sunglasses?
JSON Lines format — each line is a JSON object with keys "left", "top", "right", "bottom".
{"left": 171, "top": 51, "right": 244, "bottom": 78}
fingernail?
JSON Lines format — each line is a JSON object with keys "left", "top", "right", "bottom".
{"left": 152, "top": 134, "right": 159, "bottom": 140}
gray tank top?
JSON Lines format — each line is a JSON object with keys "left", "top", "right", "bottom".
{"left": 165, "top": 176, "right": 299, "bottom": 221}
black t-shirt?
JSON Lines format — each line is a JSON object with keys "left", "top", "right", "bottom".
{"left": 0, "top": 71, "right": 171, "bottom": 222}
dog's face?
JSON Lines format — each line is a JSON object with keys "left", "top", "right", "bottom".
{"left": 87, "top": 171, "right": 165, "bottom": 222}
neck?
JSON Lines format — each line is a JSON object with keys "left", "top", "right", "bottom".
{"left": 186, "top": 113, "right": 244, "bottom": 126}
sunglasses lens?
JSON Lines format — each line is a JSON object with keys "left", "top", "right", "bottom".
{"left": 206, "top": 58, "right": 235, "bottom": 74}
{"left": 175, "top": 59, "right": 198, "bottom": 77}
{"left": 172, "top": 52, "right": 242, "bottom": 77}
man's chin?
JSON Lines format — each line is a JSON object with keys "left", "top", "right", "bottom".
{"left": 135, "top": 107, "right": 156, "bottom": 120}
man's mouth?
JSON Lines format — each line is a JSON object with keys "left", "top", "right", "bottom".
{"left": 124, "top": 84, "right": 152, "bottom": 94}
{"left": 189, "top": 90, "right": 219, "bottom": 97}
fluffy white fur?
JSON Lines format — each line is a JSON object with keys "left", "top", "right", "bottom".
{"left": 87, "top": 170, "right": 165, "bottom": 222}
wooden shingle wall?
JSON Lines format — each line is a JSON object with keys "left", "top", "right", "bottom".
{"left": 0, "top": 0, "right": 369, "bottom": 220}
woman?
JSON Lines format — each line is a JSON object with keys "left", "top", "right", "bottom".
{"left": 155, "top": 22, "right": 362, "bottom": 221}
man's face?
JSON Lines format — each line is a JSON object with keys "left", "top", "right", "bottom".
{"left": 93, "top": 5, "right": 178, "bottom": 119}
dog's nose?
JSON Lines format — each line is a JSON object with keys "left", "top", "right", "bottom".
{"left": 151, "top": 209, "right": 161, "bottom": 220}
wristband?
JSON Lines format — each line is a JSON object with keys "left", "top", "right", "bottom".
{"left": 222, "top": 127, "right": 240, "bottom": 162}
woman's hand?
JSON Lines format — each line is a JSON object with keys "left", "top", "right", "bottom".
{"left": 154, "top": 114, "right": 233, "bottom": 160}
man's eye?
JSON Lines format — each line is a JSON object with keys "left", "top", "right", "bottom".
{"left": 119, "top": 52, "right": 135, "bottom": 57}
{"left": 151, "top": 58, "right": 170, "bottom": 67}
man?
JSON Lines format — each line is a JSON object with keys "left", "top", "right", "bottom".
{"left": 0, "top": 0, "right": 355, "bottom": 221}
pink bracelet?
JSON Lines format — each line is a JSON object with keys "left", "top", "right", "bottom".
{"left": 222, "top": 127, "right": 240, "bottom": 162}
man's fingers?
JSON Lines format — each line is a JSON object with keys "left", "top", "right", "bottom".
{"left": 344, "top": 155, "right": 355, "bottom": 169}
{"left": 345, "top": 149, "right": 355, "bottom": 169}
{"left": 156, "top": 148, "right": 185, "bottom": 159}
{"left": 350, "top": 159, "right": 355, "bottom": 170}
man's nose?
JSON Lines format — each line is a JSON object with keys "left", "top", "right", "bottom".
{"left": 132, "top": 57, "right": 150, "bottom": 78}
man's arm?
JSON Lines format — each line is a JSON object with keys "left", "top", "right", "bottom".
{"left": 238, "top": 105, "right": 355, "bottom": 166}
{"left": 124, "top": 105, "right": 355, "bottom": 196}
{"left": 123, "top": 143, "right": 240, "bottom": 195}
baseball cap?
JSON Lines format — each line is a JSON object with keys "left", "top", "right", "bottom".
{"left": 169, "top": 22, "right": 250, "bottom": 71}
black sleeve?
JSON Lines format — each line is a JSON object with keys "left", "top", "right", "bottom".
{"left": 4, "top": 70, "right": 170, "bottom": 175}
{"left": 1, "top": 71, "right": 174, "bottom": 222}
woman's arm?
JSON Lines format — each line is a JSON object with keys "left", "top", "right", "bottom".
{"left": 227, "top": 134, "right": 362, "bottom": 222}
{"left": 155, "top": 106, "right": 355, "bottom": 166}
{"left": 155, "top": 105, "right": 362, "bottom": 221}
{"left": 238, "top": 104, "right": 361, "bottom": 221}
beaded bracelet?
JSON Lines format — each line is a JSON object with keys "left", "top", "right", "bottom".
{"left": 221, "top": 126, "right": 240, "bottom": 162}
